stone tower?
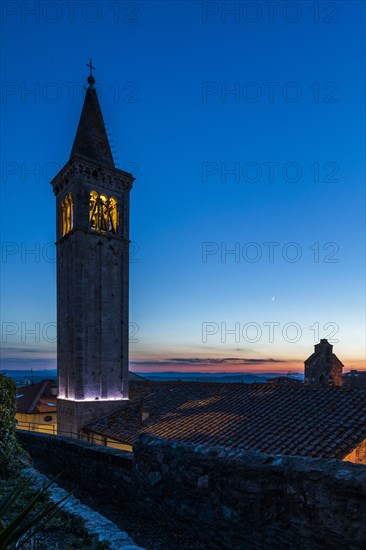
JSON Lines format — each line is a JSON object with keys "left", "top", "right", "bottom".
{"left": 51, "top": 70, "right": 135, "bottom": 437}
{"left": 304, "top": 339, "right": 344, "bottom": 386}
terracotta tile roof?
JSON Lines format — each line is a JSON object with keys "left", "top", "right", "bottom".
{"left": 16, "top": 380, "right": 57, "bottom": 414}
{"left": 34, "top": 398, "right": 57, "bottom": 413}
{"left": 267, "top": 377, "right": 302, "bottom": 385}
{"left": 84, "top": 381, "right": 366, "bottom": 459}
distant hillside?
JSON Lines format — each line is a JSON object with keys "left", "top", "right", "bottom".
{"left": 1, "top": 370, "right": 57, "bottom": 386}
{"left": 136, "top": 372, "right": 304, "bottom": 384}
{"left": 1, "top": 369, "right": 304, "bottom": 386}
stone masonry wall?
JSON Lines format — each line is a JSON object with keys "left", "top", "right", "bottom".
{"left": 17, "top": 431, "right": 366, "bottom": 549}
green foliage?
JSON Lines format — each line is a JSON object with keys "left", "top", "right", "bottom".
{"left": 0, "top": 475, "right": 71, "bottom": 549}
{"left": 0, "top": 476, "right": 110, "bottom": 549}
{"left": 0, "top": 374, "right": 26, "bottom": 473}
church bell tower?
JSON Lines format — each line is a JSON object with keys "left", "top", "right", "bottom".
{"left": 51, "top": 66, "right": 134, "bottom": 437}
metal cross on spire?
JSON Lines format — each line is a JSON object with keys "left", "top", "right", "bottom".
{"left": 87, "top": 59, "right": 95, "bottom": 77}
{"left": 86, "top": 59, "right": 96, "bottom": 87}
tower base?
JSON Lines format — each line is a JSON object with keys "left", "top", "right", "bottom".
{"left": 57, "top": 398, "right": 127, "bottom": 439}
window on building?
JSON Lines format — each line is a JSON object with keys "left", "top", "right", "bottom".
{"left": 89, "top": 191, "right": 118, "bottom": 234}
{"left": 61, "top": 193, "right": 73, "bottom": 236}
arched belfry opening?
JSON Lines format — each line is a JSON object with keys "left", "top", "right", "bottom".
{"left": 89, "top": 191, "right": 119, "bottom": 234}
{"left": 61, "top": 193, "right": 73, "bottom": 236}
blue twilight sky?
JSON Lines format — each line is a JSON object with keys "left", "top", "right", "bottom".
{"left": 0, "top": 1, "right": 365, "bottom": 373}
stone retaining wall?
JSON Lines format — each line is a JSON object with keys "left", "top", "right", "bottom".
{"left": 17, "top": 431, "right": 366, "bottom": 549}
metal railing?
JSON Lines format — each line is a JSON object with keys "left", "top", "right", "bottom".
{"left": 16, "top": 422, "right": 132, "bottom": 453}
{"left": 16, "top": 421, "right": 56, "bottom": 435}
{"left": 17, "top": 422, "right": 101, "bottom": 443}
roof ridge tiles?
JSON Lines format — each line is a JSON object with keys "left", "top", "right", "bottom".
{"left": 27, "top": 380, "right": 49, "bottom": 414}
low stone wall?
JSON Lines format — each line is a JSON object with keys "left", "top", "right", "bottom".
{"left": 18, "top": 431, "right": 366, "bottom": 549}
{"left": 17, "top": 430, "right": 134, "bottom": 500}
{"left": 22, "top": 467, "right": 143, "bottom": 550}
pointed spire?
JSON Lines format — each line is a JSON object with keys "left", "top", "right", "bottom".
{"left": 70, "top": 63, "right": 114, "bottom": 168}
